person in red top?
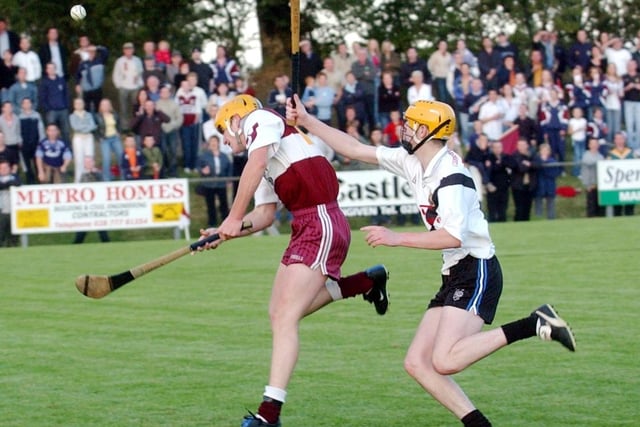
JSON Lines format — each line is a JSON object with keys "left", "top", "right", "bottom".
{"left": 198, "top": 95, "right": 389, "bottom": 427}
{"left": 382, "top": 109, "right": 403, "bottom": 147}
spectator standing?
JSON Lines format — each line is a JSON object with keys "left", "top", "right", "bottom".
{"left": 120, "top": 134, "right": 144, "bottom": 180}
{"left": 380, "top": 40, "right": 402, "bottom": 87}
{"left": 141, "top": 135, "right": 163, "bottom": 179}
{"left": 72, "top": 156, "right": 111, "bottom": 244}
{"left": 566, "top": 29, "right": 593, "bottom": 72}
{"left": 298, "top": 39, "right": 323, "bottom": 95}
{"left": 35, "top": 123, "right": 71, "bottom": 183}
{"left": 510, "top": 138, "right": 537, "bottom": 221}
{"left": 197, "top": 134, "right": 232, "bottom": 227}
{"left": 155, "top": 84, "right": 183, "bottom": 178}
{"left": 464, "top": 132, "right": 492, "bottom": 191}
{"left": 166, "top": 50, "right": 183, "bottom": 85}
{"left": 603, "top": 62, "right": 624, "bottom": 142}
{"left": 154, "top": 40, "right": 171, "bottom": 72}
{"left": 351, "top": 47, "right": 377, "bottom": 132}
{"left": 607, "top": 131, "right": 635, "bottom": 216}
{"left": 567, "top": 107, "right": 588, "bottom": 176}
{"left": 310, "top": 72, "right": 335, "bottom": 126}
{"left": 580, "top": 138, "right": 605, "bottom": 217}
{"left": 0, "top": 159, "right": 19, "bottom": 247}
{"left": 38, "top": 27, "right": 68, "bottom": 80}
{"left": 499, "top": 83, "right": 521, "bottom": 130}
{"left": 234, "top": 75, "right": 256, "bottom": 97}
{"left": 534, "top": 143, "right": 562, "bottom": 219}
{"left": 112, "top": 42, "right": 143, "bottom": 125}
{"left": 622, "top": 59, "right": 640, "bottom": 151}
{"left": 400, "top": 47, "right": 430, "bottom": 91}
{"left": 495, "top": 32, "right": 520, "bottom": 66}
{"left": 513, "top": 103, "right": 541, "bottom": 148}
{"left": 382, "top": 110, "right": 402, "bottom": 148}
{"left": 6, "top": 67, "right": 37, "bottom": 114}
{"left": 39, "top": 62, "right": 70, "bottom": 142}
{"left": 145, "top": 75, "right": 161, "bottom": 102}
{"left": 18, "top": 97, "right": 44, "bottom": 184}
{"left": 69, "top": 34, "right": 91, "bottom": 78}
{"left": 495, "top": 53, "right": 519, "bottom": 89}
{"left": 486, "top": 140, "right": 511, "bottom": 222}
{"left": 565, "top": 65, "right": 591, "bottom": 115}
{"left": 0, "top": 17, "right": 20, "bottom": 55}
{"left": 75, "top": 44, "right": 108, "bottom": 113}
{"left": 407, "top": 69, "right": 433, "bottom": 106}
{"left": 11, "top": 35, "right": 41, "bottom": 84}
{"left": 337, "top": 71, "right": 367, "bottom": 134}
{"left": 477, "top": 36, "right": 501, "bottom": 90}
{"left": 142, "top": 54, "right": 166, "bottom": 86}
{"left": 69, "top": 98, "right": 97, "bottom": 182}
{"left": 188, "top": 47, "right": 213, "bottom": 95}
{"left": 604, "top": 37, "right": 632, "bottom": 78}
{"left": 451, "top": 62, "right": 474, "bottom": 146}
{"left": 539, "top": 88, "right": 569, "bottom": 163}
{"left": 266, "top": 74, "right": 292, "bottom": 118}
{"left": 175, "top": 73, "right": 207, "bottom": 173}
{"left": 0, "top": 49, "right": 18, "bottom": 100}
{"left": 94, "top": 98, "right": 123, "bottom": 181}
{"left": 377, "top": 71, "right": 402, "bottom": 130}
{"left": 427, "top": 40, "right": 452, "bottom": 103}
{"left": 0, "top": 101, "right": 21, "bottom": 165}
{"left": 478, "top": 88, "right": 504, "bottom": 141}
{"left": 330, "top": 42, "right": 352, "bottom": 85}
{"left": 211, "top": 45, "right": 240, "bottom": 90}
{"left": 0, "top": 131, "right": 18, "bottom": 173}
{"left": 130, "top": 99, "right": 170, "bottom": 148}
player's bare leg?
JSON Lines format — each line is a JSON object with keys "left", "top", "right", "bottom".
{"left": 405, "top": 307, "right": 485, "bottom": 421}
{"left": 244, "top": 263, "right": 326, "bottom": 426}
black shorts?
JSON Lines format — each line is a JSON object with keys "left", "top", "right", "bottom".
{"left": 427, "top": 255, "right": 503, "bottom": 324}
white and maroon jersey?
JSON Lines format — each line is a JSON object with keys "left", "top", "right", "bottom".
{"left": 376, "top": 145, "right": 495, "bottom": 274}
{"left": 243, "top": 109, "right": 339, "bottom": 211}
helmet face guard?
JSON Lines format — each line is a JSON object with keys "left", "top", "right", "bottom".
{"left": 215, "top": 95, "right": 262, "bottom": 135}
{"left": 402, "top": 101, "right": 456, "bottom": 154}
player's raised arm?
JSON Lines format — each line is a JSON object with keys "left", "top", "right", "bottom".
{"left": 286, "top": 94, "right": 379, "bottom": 165}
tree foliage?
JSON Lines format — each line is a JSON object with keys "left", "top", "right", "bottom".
{"left": 3, "top": 0, "right": 639, "bottom": 76}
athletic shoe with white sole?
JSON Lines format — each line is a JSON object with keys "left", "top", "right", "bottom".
{"left": 533, "top": 304, "right": 576, "bottom": 352}
{"left": 241, "top": 412, "right": 281, "bottom": 427}
{"left": 363, "top": 264, "right": 389, "bottom": 315}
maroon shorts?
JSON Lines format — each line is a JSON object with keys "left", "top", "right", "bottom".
{"left": 282, "top": 201, "right": 351, "bottom": 280}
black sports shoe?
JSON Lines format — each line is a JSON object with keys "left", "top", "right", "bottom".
{"left": 241, "top": 412, "right": 281, "bottom": 427}
{"left": 363, "top": 264, "right": 389, "bottom": 315}
{"left": 533, "top": 304, "right": 576, "bottom": 352}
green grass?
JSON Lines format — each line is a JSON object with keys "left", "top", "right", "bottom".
{"left": 1, "top": 217, "right": 639, "bottom": 426}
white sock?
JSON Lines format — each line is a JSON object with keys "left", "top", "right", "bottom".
{"left": 325, "top": 279, "right": 343, "bottom": 301}
{"left": 264, "top": 385, "right": 287, "bottom": 403}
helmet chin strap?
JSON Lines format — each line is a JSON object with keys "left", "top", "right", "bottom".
{"left": 401, "top": 119, "right": 452, "bottom": 155}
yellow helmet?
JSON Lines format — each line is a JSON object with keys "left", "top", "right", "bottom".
{"left": 404, "top": 100, "right": 456, "bottom": 141}
{"left": 215, "top": 94, "right": 262, "bottom": 134}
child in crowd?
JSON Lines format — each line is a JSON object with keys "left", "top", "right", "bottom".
{"left": 580, "top": 138, "right": 605, "bottom": 217}
{"left": 567, "top": 106, "right": 587, "bottom": 176}
{"left": 120, "top": 134, "right": 144, "bottom": 180}
{"left": 382, "top": 110, "right": 402, "bottom": 147}
{"left": 141, "top": 135, "right": 163, "bottom": 179}
{"left": 534, "top": 143, "right": 562, "bottom": 219}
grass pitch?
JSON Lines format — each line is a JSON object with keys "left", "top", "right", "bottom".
{"left": 1, "top": 217, "right": 639, "bottom": 426}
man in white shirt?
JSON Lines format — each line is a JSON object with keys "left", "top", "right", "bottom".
{"left": 12, "top": 35, "right": 41, "bottom": 83}
{"left": 112, "top": 42, "right": 143, "bottom": 124}
{"left": 478, "top": 88, "right": 505, "bottom": 140}
{"left": 288, "top": 95, "right": 576, "bottom": 427}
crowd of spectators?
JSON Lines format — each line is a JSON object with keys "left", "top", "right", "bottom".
{"left": 0, "top": 14, "right": 638, "bottom": 245}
